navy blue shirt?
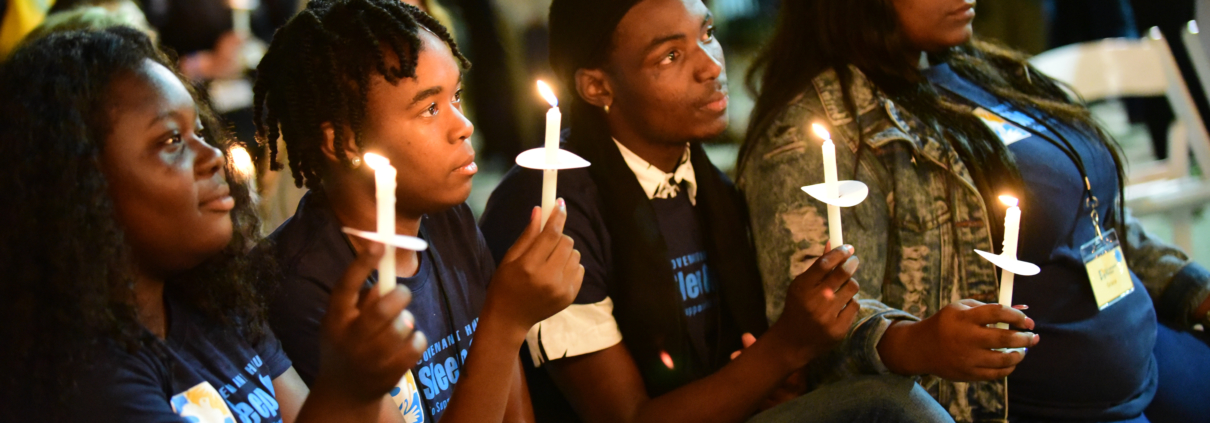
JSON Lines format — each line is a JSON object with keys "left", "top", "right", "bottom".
{"left": 926, "top": 64, "right": 1158, "bottom": 420}
{"left": 266, "top": 190, "right": 494, "bottom": 422}
{"left": 651, "top": 193, "right": 720, "bottom": 361}
{"left": 69, "top": 289, "right": 292, "bottom": 423}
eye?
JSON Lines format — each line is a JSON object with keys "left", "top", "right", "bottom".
{"left": 421, "top": 102, "right": 440, "bottom": 117}
{"left": 453, "top": 89, "right": 463, "bottom": 104}
{"left": 703, "top": 26, "right": 716, "bottom": 42}
{"left": 659, "top": 50, "right": 679, "bottom": 65}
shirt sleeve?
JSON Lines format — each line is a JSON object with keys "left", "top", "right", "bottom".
{"left": 64, "top": 349, "right": 189, "bottom": 423}
{"left": 267, "top": 273, "right": 331, "bottom": 386}
{"left": 480, "top": 167, "right": 624, "bottom": 366}
{"left": 255, "top": 325, "right": 294, "bottom": 380}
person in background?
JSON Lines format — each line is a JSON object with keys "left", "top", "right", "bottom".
{"left": 741, "top": 0, "right": 1210, "bottom": 422}
{"left": 253, "top": 1, "right": 584, "bottom": 421}
{"left": 480, "top": 1, "right": 954, "bottom": 423}
{"left": 0, "top": 26, "right": 424, "bottom": 422}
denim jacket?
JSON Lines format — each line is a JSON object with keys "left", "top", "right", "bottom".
{"left": 737, "top": 66, "right": 1210, "bottom": 422}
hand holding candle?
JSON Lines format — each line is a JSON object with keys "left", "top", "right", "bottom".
{"left": 972, "top": 195, "right": 1039, "bottom": 332}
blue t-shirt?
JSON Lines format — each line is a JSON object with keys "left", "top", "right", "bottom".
{"left": 265, "top": 190, "right": 494, "bottom": 422}
{"left": 68, "top": 289, "right": 292, "bottom": 423}
{"left": 925, "top": 64, "right": 1158, "bottom": 420}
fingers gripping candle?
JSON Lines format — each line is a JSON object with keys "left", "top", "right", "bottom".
{"left": 812, "top": 124, "right": 844, "bottom": 249}
{"left": 364, "top": 153, "right": 396, "bottom": 295}
{"left": 537, "top": 81, "right": 561, "bottom": 230}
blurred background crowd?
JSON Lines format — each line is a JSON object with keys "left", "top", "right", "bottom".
{"left": 3, "top": 0, "right": 1208, "bottom": 263}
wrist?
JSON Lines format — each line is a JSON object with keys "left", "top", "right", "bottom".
{"left": 764, "top": 321, "right": 820, "bottom": 371}
{"left": 477, "top": 299, "right": 532, "bottom": 344}
{"left": 303, "top": 379, "right": 383, "bottom": 419}
{"left": 878, "top": 320, "right": 926, "bottom": 376}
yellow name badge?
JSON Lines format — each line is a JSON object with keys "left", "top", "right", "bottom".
{"left": 1080, "top": 229, "right": 1134, "bottom": 310}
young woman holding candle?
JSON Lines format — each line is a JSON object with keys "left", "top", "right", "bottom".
{"left": 251, "top": 1, "right": 584, "bottom": 422}
{"left": 479, "top": 1, "right": 953, "bottom": 422}
{"left": 0, "top": 27, "right": 425, "bottom": 422}
{"left": 739, "top": 0, "right": 1210, "bottom": 421}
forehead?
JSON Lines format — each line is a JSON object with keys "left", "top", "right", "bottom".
{"left": 611, "top": 0, "right": 708, "bottom": 53}
{"left": 107, "top": 59, "right": 195, "bottom": 121}
{"left": 369, "top": 30, "right": 459, "bottom": 89}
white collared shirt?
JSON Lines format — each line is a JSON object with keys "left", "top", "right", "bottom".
{"left": 613, "top": 139, "right": 697, "bottom": 205}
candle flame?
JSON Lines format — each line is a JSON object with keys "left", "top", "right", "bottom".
{"left": 229, "top": 145, "right": 255, "bottom": 180}
{"left": 811, "top": 123, "right": 831, "bottom": 141}
{"left": 537, "top": 80, "right": 558, "bottom": 108}
{"left": 364, "top": 152, "right": 391, "bottom": 170}
{"left": 659, "top": 351, "right": 675, "bottom": 369}
{"left": 999, "top": 195, "right": 1019, "bottom": 207}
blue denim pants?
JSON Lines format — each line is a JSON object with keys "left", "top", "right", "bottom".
{"left": 748, "top": 375, "right": 954, "bottom": 423}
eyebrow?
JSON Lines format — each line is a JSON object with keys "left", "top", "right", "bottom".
{"left": 641, "top": 13, "right": 714, "bottom": 56}
{"left": 409, "top": 74, "right": 464, "bottom": 107}
{"left": 146, "top": 109, "right": 189, "bottom": 129}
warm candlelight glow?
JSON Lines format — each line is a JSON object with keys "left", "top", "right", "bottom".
{"left": 811, "top": 123, "right": 831, "bottom": 141}
{"left": 229, "top": 145, "right": 255, "bottom": 180}
{"left": 999, "top": 195, "right": 1019, "bottom": 207}
{"left": 537, "top": 80, "right": 558, "bottom": 108}
{"left": 660, "top": 351, "right": 675, "bottom": 369}
{"left": 364, "top": 152, "right": 390, "bottom": 170}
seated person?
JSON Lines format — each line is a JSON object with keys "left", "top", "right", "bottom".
{"left": 0, "top": 27, "right": 421, "bottom": 422}
{"left": 479, "top": 1, "right": 952, "bottom": 422}
{"left": 739, "top": 0, "right": 1210, "bottom": 422}
{"left": 252, "top": 1, "right": 584, "bottom": 421}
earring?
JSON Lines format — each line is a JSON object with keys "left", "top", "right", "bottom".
{"left": 349, "top": 156, "right": 362, "bottom": 169}
{"left": 604, "top": 104, "right": 610, "bottom": 114}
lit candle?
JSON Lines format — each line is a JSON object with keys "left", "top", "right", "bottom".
{"left": 997, "top": 195, "right": 1021, "bottom": 329}
{"left": 364, "top": 153, "right": 396, "bottom": 295}
{"left": 537, "top": 80, "right": 561, "bottom": 230}
{"left": 812, "top": 124, "right": 844, "bottom": 249}
{"left": 228, "top": 145, "right": 257, "bottom": 194}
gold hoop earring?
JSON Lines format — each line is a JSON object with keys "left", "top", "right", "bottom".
{"left": 349, "top": 156, "right": 362, "bottom": 169}
{"left": 604, "top": 104, "right": 610, "bottom": 114}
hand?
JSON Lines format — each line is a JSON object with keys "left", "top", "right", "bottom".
{"left": 314, "top": 242, "right": 427, "bottom": 403}
{"left": 882, "top": 299, "right": 1040, "bottom": 381}
{"left": 767, "top": 245, "right": 862, "bottom": 368}
{"left": 485, "top": 199, "right": 585, "bottom": 335}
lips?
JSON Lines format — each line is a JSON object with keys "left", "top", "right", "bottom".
{"left": 199, "top": 184, "right": 235, "bottom": 212}
{"left": 453, "top": 154, "right": 477, "bottom": 176}
{"left": 700, "top": 91, "right": 729, "bottom": 113}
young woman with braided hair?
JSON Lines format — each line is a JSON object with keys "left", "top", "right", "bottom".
{"left": 253, "top": 1, "right": 584, "bottom": 422}
{"left": 0, "top": 27, "right": 423, "bottom": 423}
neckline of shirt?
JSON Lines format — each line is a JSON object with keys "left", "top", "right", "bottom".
{"left": 612, "top": 138, "right": 697, "bottom": 205}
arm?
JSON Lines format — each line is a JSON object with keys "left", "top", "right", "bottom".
{"left": 738, "top": 103, "right": 909, "bottom": 378}
{"left": 1119, "top": 209, "right": 1210, "bottom": 328}
{"left": 438, "top": 203, "right": 583, "bottom": 423}
{"left": 546, "top": 247, "right": 863, "bottom": 423}
{"left": 503, "top": 356, "right": 536, "bottom": 423}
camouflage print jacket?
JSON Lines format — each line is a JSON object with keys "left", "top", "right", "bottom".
{"left": 737, "top": 66, "right": 1210, "bottom": 423}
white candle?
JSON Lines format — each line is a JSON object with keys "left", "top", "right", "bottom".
{"left": 537, "top": 80, "right": 561, "bottom": 230}
{"left": 812, "top": 124, "right": 844, "bottom": 249}
{"left": 997, "top": 195, "right": 1021, "bottom": 329}
{"left": 364, "top": 153, "right": 396, "bottom": 295}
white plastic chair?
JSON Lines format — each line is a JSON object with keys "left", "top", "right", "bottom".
{"left": 1030, "top": 28, "right": 1210, "bottom": 252}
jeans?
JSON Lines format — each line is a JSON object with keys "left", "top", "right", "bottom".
{"left": 748, "top": 375, "right": 955, "bottom": 423}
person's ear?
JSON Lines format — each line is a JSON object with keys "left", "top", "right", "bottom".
{"left": 319, "top": 122, "right": 362, "bottom": 168}
{"left": 575, "top": 68, "right": 614, "bottom": 110}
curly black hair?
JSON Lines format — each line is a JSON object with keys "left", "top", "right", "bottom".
{"left": 0, "top": 27, "right": 269, "bottom": 420}
{"left": 253, "top": 0, "right": 469, "bottom": 191}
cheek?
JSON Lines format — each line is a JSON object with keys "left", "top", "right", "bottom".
{"left": 109, "top": 166, "right": 231, "bottom": 270}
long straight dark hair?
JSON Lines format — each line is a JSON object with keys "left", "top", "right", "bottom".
{"left": 742, "top": 0, "right": 1128, "bottom": 242}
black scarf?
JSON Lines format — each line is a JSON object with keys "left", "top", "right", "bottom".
{"left": 566, "top": 102, "right": 768, "bottom": 396}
